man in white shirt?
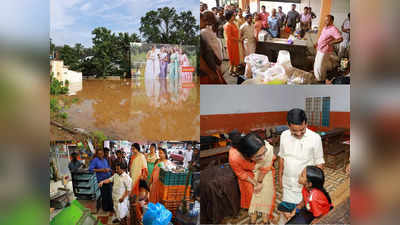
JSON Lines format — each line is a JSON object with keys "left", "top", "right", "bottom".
{"left": 184, "top": 147, "right": 193, "bottom": 168}
{"left": 99, "top": 163, "right": 132, "bottom": 224}
{"left": 240, "top": 14, "right": 257, "bottom": 56}
{"left": 278, "top": 108, "right": 325, "bottom": 222}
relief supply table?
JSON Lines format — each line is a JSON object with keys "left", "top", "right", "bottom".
{"left": 255, "top": 38, "right": 313, "bottom": 71}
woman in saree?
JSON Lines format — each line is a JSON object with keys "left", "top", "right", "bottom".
{"left": 128, "top": 143, "right": 148, "bottom": 221}
{"left": 149, "top": 147, "right": 171, "bottom": 203}
{"left": 129, "top": 143, "right": 148, "bottom": 197}
{"left": 145, "top": 143, "right": 158, "bottom": 183}
{"left": 169, "top": 47, "right": 180, "bottom": 80}
{"left": 228, "top": 131, "right": 267, "bottom": 215}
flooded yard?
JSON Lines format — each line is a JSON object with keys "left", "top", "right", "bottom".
{"left": 58, "top": 78, "right": 199, "bottom": 141}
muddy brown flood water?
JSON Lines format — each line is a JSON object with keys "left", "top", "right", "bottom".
{"left": 63, "top": 78, "right": 199, "bottom": 141}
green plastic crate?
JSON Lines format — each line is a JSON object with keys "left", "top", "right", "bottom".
{"left": 159, "top": 169, "right": 192, "bottom": 186}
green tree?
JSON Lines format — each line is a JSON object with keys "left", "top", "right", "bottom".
{"left": 115, "top": 32, "right": 141, "bottom": 77}
{"left": 50, "top": 38, "right": 55, "bottom": 59}
{"left": 139, "top": 7, "right": 199, "bottom": 45}
{"left": 91, "top": 27, "right": 118, "bottom": 76}
{"left": 58, "top": 44, "right": 80, "bottom": 70}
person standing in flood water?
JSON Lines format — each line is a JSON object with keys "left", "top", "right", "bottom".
{"left": 169, "top": 47, "right": 180, "bottom": 80}
{"left": 159, "top": 48, "right": 168, "bottom": 79}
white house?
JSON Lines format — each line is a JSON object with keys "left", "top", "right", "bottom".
{"left": 50, "top": 60, "right": 82, "bottom": 84}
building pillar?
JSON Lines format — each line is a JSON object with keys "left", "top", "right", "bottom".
{"left": 317, "top": 0, "right": 332, "bottom": 38}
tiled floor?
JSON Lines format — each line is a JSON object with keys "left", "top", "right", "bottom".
{"left": 78, "top": 199, "right": 119, "bottom": 225}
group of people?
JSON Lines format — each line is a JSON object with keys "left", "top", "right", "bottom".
{"left": 71, "top": 143, "right": 198, "bottom": 224}
{"left": 200, "top": 2, "right": 350, "bottom": 84}
{"left": 228, "top": 108, "right": 332, "bottom": 224}
{"left": 145, "top": 46, "right": 193, "bottom": 81}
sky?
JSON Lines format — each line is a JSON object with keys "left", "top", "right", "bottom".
{"left": 50, "top": 0, "right": 200, "bottom": 47}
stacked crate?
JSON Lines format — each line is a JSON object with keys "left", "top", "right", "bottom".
{"left": 71, "top": 171, "right": 100, "bottom": 200}
{"left": 159, "top": 168, "right": 192, "bottom": 219}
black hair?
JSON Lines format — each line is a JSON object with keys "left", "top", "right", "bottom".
{"left": 229, "top": 129, "right": 242, "bottom": 149}
{"left": 115, "top": 161, "right": 127, "bottom": 170}
{"left": 292, "top": 4, "right": 296, "bottom": 7}
{"left": 132, "top": 143, "right": 141, "bottom": 151}
{"left": 212, "top": 7, "right": 217, "bottom": 11}
{"left": 150, "top": 143, "right": 157, "bottom": 149}
{"left": 261, "top": 5, "right": 265, "bottom": 9}
{"left": 224, "top": 10, "right": 235, "bottom": 21}
{"left": 238, "top": 133, "right": 264, "bottom": 158}
{"left": 304, "top": 6, "right": 309, "bottom": 10}
{"left": 305, "top": 166, "right": 332, "bottom": 206}
{"left": 71, "top": 152, "right": 78, "bottom": 161}
{"left": 155, "top": 147, "right": 168, "bottom": 166}
{"left": 158, "top": 147, "right": 168, "bottom": 160}
{"left": 278, "top": 6, "right": 282, "bottom": 9}
{"left": 245, "top": 14, "right": 252, "bottom": 20}
{"left": 287, "top": 108, "right": 307, "bottom": 125}
{"left": 116, "top": 150, "right": 122, "bottom": 155}
{"left": 327, "top": 14, "right": 334, "bottom": 21}
{"left": 139, "top": 179, "right": 150, "bottom": 192}
{"left": 103, "top": 147, "right": 110, "bottom": 153}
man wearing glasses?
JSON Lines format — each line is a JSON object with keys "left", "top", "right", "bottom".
{"left": 277, "top": 108, "right": 325, "bottom": 223}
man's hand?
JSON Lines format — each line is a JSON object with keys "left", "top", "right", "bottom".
{"left": 279, "top": 177, "right": 283, "bottom": 190}
{"left": 119, "top": 197, "right": 124, "bottom": 203}
{"left": 104, "top": 168, "right": 111, "bottom": 173}
{"left": 98, "top": 181, "right": 103, "bottom": 187}
{"left": 254, "top": 183, "right": 263, "bottom": 194}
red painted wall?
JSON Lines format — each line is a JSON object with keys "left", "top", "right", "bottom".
{"left": 201, "top": 111, "right": 350, "bottom": 135}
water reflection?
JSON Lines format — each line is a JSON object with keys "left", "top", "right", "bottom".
{"left": 63, "top": 78, "right": 199, "bottom": 141}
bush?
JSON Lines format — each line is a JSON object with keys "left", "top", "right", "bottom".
{"left": 50, "top": 98, "right": 61, "bottom": 113}
{"left": 60, "top": 112, "right": 68, "bottom": 119}
{"left": 50, "top": 74, "right": 69, "bottom": 95}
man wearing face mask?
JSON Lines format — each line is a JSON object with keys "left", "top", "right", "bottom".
{"left": 277, "top": 108, "right": 325, "bottom": 223}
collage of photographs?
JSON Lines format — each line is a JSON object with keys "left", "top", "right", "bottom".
{"left": 49, "top": 0, "right": 350, "bottom": 225}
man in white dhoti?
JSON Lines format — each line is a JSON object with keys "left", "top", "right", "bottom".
{"left": 278, "top": 108, "right": 325, "bottom": 224}
{"left": 339, "top": 13, "right": 350, "bottom": 59}
{"left": 99, "top": 163, "right": 132, "bottom": 224}
{"left": 183, "top": 147, "right": 193, "bottom": 169}
{"left": 240, "top": 14, "right": 257, "bottom": 56}
{"left": 313, "top": 15, "right": 343, "bottom": 81}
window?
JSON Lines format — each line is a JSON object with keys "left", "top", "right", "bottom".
{"left": 305, "top": 96, "right": 330, "bottom": 127}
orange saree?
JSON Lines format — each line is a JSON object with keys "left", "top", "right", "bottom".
{"left": 225, "top": 22, "right": 240, "bottom": 66}
{"left": 149, "top": 162, "right": 164, "bottom": 203}
{"left": 228, "top": 147, "right": 256, "bottom": 209}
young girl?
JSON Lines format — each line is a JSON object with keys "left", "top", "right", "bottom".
{"left": 286, "top": 166, "right": 333, "bottom": 224}
{"left": 248, "top": 140, "right": 276, "bottom": 224}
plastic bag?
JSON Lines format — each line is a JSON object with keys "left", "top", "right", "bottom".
{"left": 143, "top": 203, "right": 172, "bottom": 225}
{"left": 286, "top": 67, "right": 316, "bottom": 85}
{"left": 258, "top": 65, "right": 288, "bottom": 83}
{"left": 258, "top": 30, "right": 269, "bottom": 42}
{"left": 244, "top": 54, "right": 270, "bottom": 78}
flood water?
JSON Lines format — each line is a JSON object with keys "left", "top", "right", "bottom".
{"left": 63, "top": 78, "right": 199, "bottom": 141}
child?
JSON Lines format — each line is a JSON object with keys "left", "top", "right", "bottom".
{"left": 99, "top": 163, "right": 132, "bottom": 224}
{"left": 286, "top": 166, "right": 332, "bottom": 224}
{"left": 248, "top": 141, "right": 276, "bottom": 224}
